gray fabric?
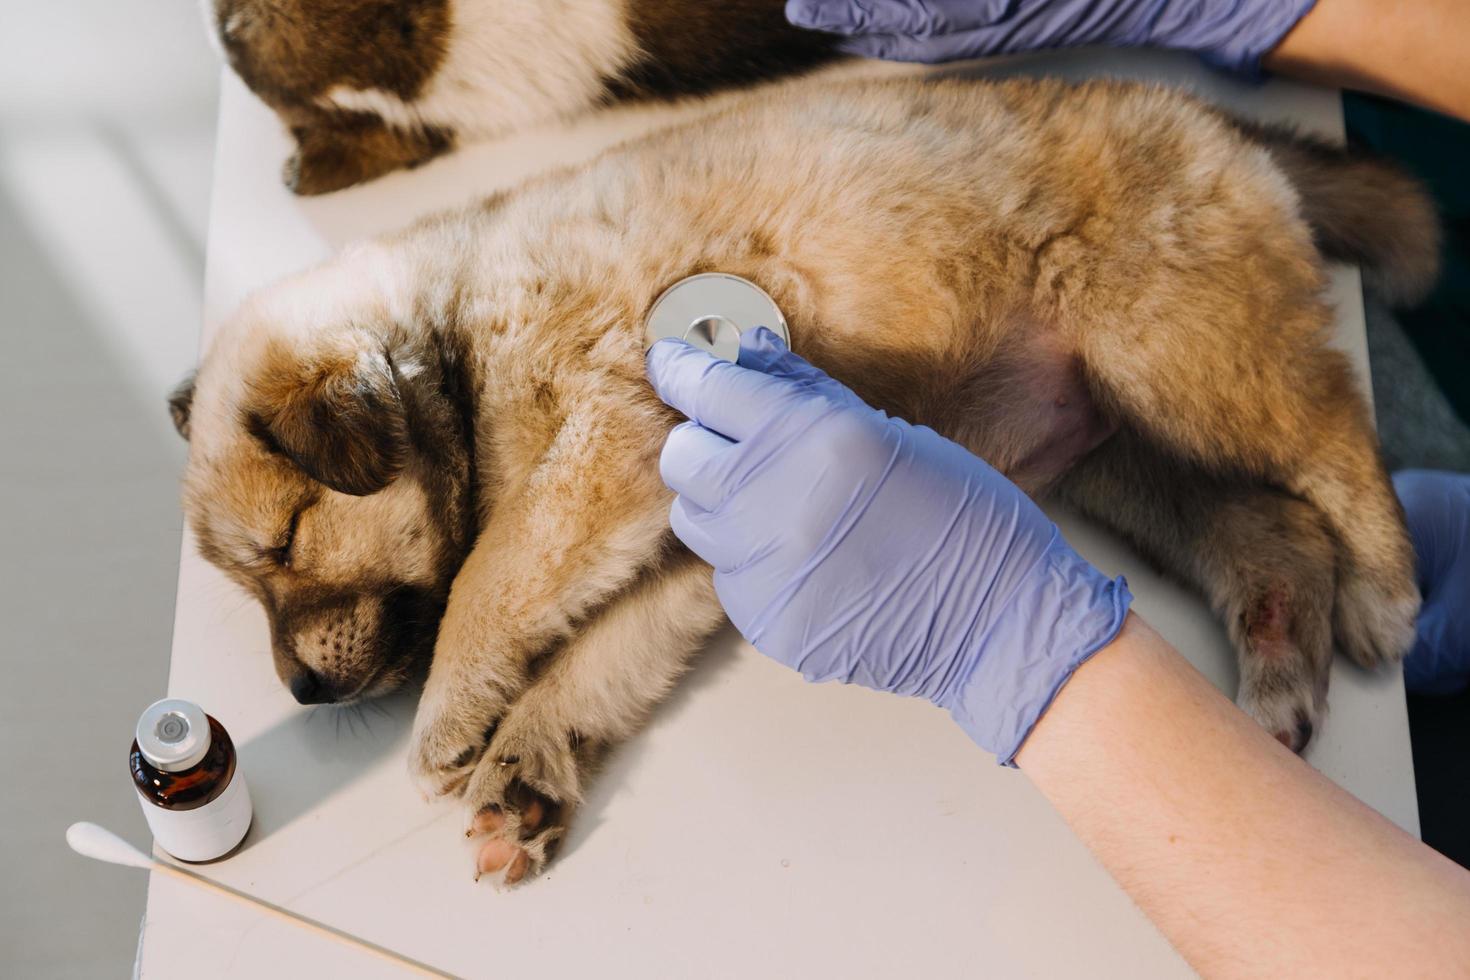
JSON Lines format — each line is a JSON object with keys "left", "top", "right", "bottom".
{"left": 1367, "top": 298, "right": 1470, "bottom": 473}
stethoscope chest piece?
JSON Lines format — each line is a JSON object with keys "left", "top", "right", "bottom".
{"left": 644, "top": 273, "right": 789, "bottom": 362}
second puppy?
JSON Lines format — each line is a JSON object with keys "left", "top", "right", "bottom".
{"left": 208, "top": 0, "right": 837, "bottom": 193}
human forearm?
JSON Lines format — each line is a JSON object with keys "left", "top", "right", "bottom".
{"left": 1265, "top": 0, "right": 1470, "bottom": 121}
{"left": 1018, "top": 614, "right": 1470, "bottom": 976}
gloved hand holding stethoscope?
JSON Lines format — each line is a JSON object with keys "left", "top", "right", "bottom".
{"left": 646, "top": 327, "right": 1129, "bottom": 763}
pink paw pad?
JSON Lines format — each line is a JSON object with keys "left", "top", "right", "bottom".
{"left": 475, "top": 838, "right": 530, "bottom": 884}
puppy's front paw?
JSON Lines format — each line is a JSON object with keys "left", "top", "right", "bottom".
{"left": 463, "top": 710, "right": 582, "bottom": 886}
{"left": 282, "top": 145, "right": 363, "bottom": 197}
{"left": 409, "top": 692, "right": 503, "bottom": 799}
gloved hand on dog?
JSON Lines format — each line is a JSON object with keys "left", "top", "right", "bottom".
{"left": 646, "top": 328, "right": 1131, "bottom": 764}
{"left": 785, "top": 0, "right": 1317, "bottom": 76}
{"left": 1396, "top": 470, "right": 1470, "bottom": 696}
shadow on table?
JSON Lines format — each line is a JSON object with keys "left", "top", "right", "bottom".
{"left": 229, "top": 685, "right": 420, "bottom": 852}
{"left": 554, "top": 623, "right": 744, "bottom": 863}
{"left": 228, "top": 621, "right": 743, "bottom": 858}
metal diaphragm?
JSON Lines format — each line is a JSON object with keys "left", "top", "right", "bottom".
{"left": 644, "top": 273, "right": 789, "bottom": 363}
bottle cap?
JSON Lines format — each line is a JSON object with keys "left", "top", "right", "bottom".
{"left": 135, "top": 699, "right": 212, "bottom": 772}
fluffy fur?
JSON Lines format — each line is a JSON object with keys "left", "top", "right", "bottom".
{"left": 174, "top": 76, "right": 1438, "bottom": 883}
{"left": 207, "top": 0, "right": 837, "bottom": 194}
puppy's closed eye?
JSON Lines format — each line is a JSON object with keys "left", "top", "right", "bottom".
{"left": 274, "top": 509, "right": 303, "bottom": 567}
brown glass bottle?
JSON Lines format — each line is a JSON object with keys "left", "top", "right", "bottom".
{"left": 130, "top": 715, "right": 237, "bottom": 811}
{"left": 131, "top": 698, "right": 253, "bottom": 861}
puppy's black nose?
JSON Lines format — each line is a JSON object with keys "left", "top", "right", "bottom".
{"left": 289, "top": 670, "right": 334, "bottom": 705}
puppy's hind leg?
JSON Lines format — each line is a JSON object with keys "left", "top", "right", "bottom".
{"left": 1075, "top": 301, "right": 1418, "bottom": 671}
{"left": 463, "top": 551, "right": 725, "bottom": 886}
{"left": 1058, "top": 432, "right": 1337, "bottom": 751}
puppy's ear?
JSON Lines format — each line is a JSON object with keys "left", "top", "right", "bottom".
{"left": 168, "top": 372, "right": 196, "bottom": 440}
{"left": 248, "top": 337, "right": 410, "bottom": 495}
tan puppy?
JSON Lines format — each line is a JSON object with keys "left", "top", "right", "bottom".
{"left": 172, "top": 76, "right": 1437, "bottom": 884}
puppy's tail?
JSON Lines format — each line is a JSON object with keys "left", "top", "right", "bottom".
{"left": 1235, "top": 119, "right": 1441, "bottom": 306}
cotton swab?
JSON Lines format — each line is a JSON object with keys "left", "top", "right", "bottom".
{"left": 66, "top": 822, "right": 450, "bottom": 978}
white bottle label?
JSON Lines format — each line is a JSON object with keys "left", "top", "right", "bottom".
{"left": 137, "top": 769, "right": 252, "bottom": 862}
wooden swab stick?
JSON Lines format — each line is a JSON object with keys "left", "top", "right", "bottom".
{"left": 66, "top": 822, "right": 451, "bottom": 978}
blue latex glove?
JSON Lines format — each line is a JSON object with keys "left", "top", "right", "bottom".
{"left": 1395, "top": 470, "right": 1470, "bottom": 696}
{"left": 646, "top": 328, "right": 1131, "bottom": 764}
{"left": 786, "top": 0, "right": 1317, "bottom": 76}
